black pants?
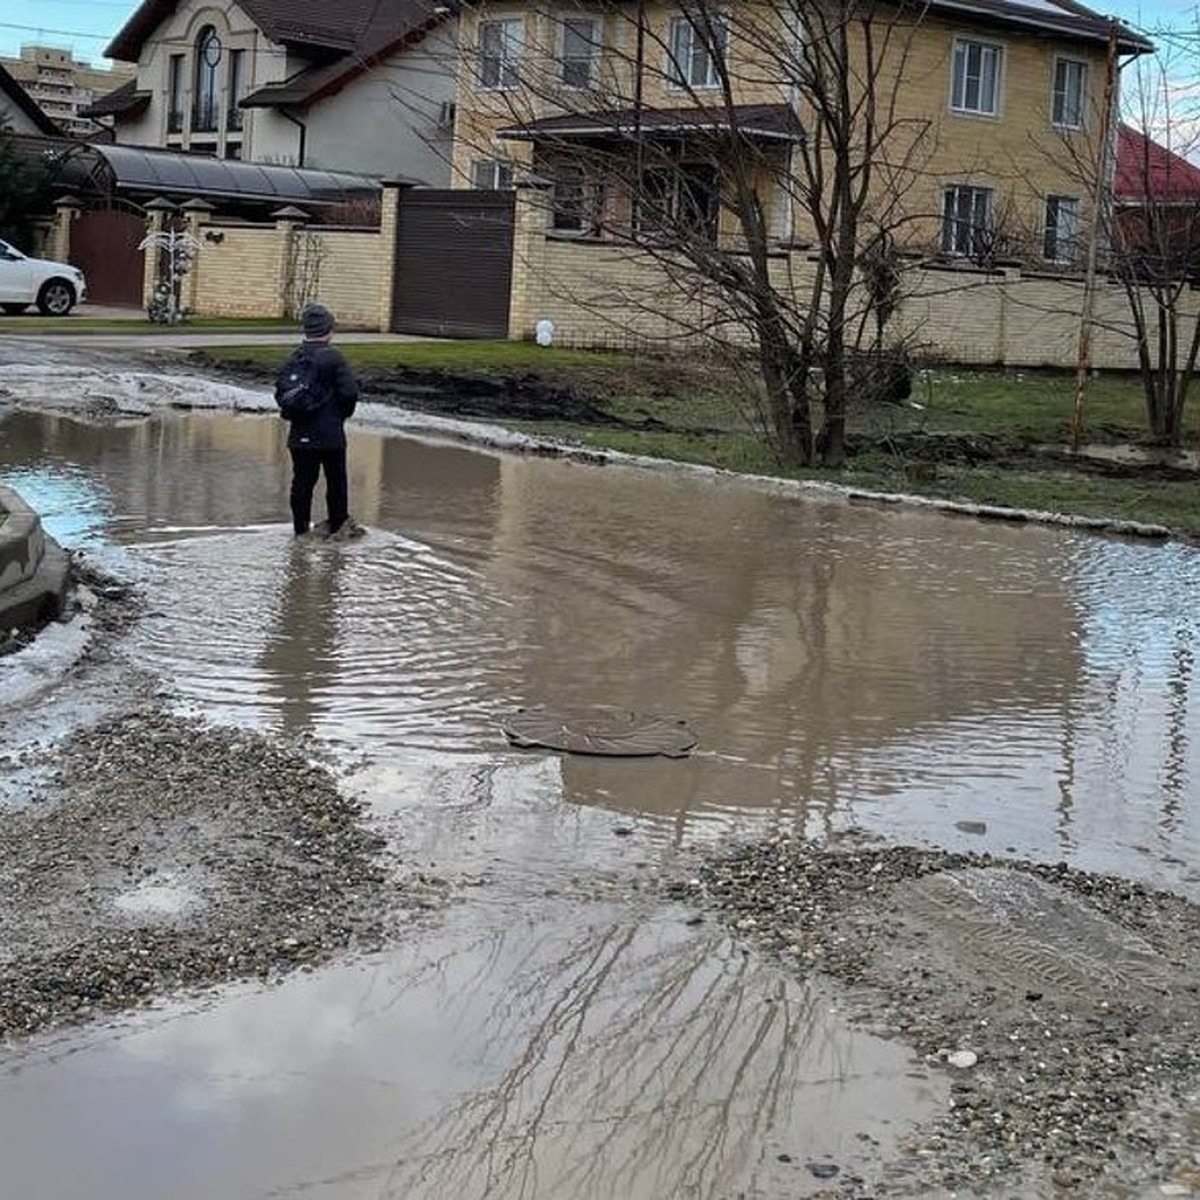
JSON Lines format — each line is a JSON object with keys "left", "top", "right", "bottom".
{"left": 290, "top": 446, "right": 348, "bottom": 535}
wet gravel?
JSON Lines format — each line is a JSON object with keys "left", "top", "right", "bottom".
{"left": 0, "top": 708, "right": 410, "bottom": 1040}
{"left": 682, "top": 834, "right": 1200, "bottom": 1198}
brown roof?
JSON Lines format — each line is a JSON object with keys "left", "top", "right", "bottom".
{"left": 0, "top": 62, "right": 61, "bottom": 136}
{"left": 107, "top": 0, "right": 449, "bottom": 61}
{"left": 80, "top": 78, "right": 152, "bottom": 119}
{"left": 498, "top": 104, "right": 805, "bottom": 143}
{"left": 925, "top": 0, "right": 1151, "bottom": 53}
{"left": 241, "top": 0, "right": 450, "bottom": 110}
{"left": 108, "top": 0, "right": 452, "bottom": 114}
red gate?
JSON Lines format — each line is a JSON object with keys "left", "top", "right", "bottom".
{"left": 69, "top": 204, "right": 146, "bottom": 307}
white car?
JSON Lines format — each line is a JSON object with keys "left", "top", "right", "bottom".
{"left": 0, "top": 238, "right": 87, "bottom": 316}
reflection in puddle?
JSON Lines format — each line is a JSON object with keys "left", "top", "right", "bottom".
{"left": 0, "top": 899, "right": 942, "bottom": 1200}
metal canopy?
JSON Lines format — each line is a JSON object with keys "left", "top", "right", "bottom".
{"left": 90, "top": 144, "right": 380, "bottom": 205}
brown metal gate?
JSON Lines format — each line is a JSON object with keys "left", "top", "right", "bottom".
{"left": 70, "top": 204, "right": 146, "bottom": 307}
{"left": 391, "top": 190, "right": 515, "bottom": 338}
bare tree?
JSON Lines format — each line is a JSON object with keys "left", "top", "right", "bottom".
{"left": 1107, "top": 54, "right": 1200, "bottom": 446}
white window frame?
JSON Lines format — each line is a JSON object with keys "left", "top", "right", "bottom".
{"left": 668, "top": 13, "right": 727, "bottom": 91}
{"left": 941, "top": 183, "right": 993, "bottom": 257}
{"left": 950, "top": 38, "right": 1002, "bottom": 117}
{"left": 471, "top": 158, "right": 514, "bottom": 190}
{"left": 479, "top": 18, "right": 523, "bottom": 91}
{"left": 560, "top": 17, "right": 598, "bottom": 89}
{"left": 1052, "top": 57, "right": 1087, "bottom": 129}
{"left": 1043, "top": 194, "right": 1080, "bottom": 262}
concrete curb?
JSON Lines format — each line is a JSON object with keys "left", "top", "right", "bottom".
{"left": 0, "top": 486, "right": 71, "bottom": 632}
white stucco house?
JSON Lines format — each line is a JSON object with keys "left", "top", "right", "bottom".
{"left": 0, "top": 62, "right": 61, "bottom": 136}
{"left": 84, "top": 0, "right": 458, "bottom": 185}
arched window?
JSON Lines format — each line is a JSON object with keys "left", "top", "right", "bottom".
{"left": 193, "top": 25, "right": 221, "bottom": 132}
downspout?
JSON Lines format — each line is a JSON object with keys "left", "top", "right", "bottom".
{"left": 278, "top": 106, "right": 307, "bottom": 167}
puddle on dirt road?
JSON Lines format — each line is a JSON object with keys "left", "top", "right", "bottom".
{"left": 2, "top": 357, "right": 1199, "bottom": 1197}
{"left": 3, "top": 398, "right": 1198, "bottom": 887}
{"left": 0, "top": 894, "right": 941, "bottom": 1200}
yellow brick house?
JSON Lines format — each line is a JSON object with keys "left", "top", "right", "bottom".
{"left": 450, "top": 0, "right": 1150, "bottom": 266}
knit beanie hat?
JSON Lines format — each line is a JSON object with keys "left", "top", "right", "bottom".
{"left": 301, "top": 302, "right": 334, "bottom": 339}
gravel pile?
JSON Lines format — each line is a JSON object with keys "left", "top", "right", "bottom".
{"left": 681, "top": 835, "right": 1200, "bottom": 1197}
{"left": 0, "top": 708, "right": 408, "bottom": 1040}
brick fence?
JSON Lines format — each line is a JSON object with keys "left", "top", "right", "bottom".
{"left": 506, "top": 188, "right": 1195, "bottom": 370}
{"left": 44, "top": 186, "right": 1195, "bottom": 369}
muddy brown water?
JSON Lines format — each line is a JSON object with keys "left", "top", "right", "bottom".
{"left": 1, "top": 358, "right": 1199, "bottom": 1198}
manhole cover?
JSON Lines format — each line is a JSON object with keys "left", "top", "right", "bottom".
{"left": 502, "top": 708, "right": 697, "bottom": 758}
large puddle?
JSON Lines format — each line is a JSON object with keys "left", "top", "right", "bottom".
{"left": 2, "top": 353, "right": 1199, "bottom": 1197}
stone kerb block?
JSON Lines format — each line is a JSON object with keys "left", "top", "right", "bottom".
{"left": 0, "top": 486, "right": 71, "bottom": 631}
{"left": 0, "top": 486, "right": 45, "bottom": 593}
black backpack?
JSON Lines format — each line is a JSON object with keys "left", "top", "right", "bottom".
{"left": 275, "top": 348, "right": 325, "bottom": 420}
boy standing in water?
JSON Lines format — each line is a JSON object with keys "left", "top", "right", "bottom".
{"left": 276, "top": 302, "right": 359, "bottom": 536}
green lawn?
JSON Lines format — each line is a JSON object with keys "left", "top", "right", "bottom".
{"left": 198, "top": 339, "right": 627, "bottom": 371}
{"left": 194, "top": 340, "right": 1200, "bottom": 538}
{"left": 0, "top": 316, "right": 297, "bottom": 334}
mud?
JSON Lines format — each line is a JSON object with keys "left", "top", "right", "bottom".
{"left": 691, "top": 835, "right": 1200, "bottom": 1197}
{"left": 189, "top": 352, "right": 645, "bottom": 428}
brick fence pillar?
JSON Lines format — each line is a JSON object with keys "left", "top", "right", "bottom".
{"left": 377, "top": 181, "right": 410, "bottom": 333}
{"left": 508, "top": 177, "right": 552, "bottom": 341}
{"left": 141, "top": 196, "right": 177, "bottom": 309}
{"left": 272, "top": 205, "right": 310, "bottom": 319}
{"left": 49, "top": 195, "right": 82, "bottom": 263}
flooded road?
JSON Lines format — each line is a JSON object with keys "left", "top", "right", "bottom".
{"left": 2, "top": 347, "right": 1199, "bottom": 1197}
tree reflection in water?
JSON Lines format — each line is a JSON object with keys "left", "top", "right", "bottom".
{"left": 381, "top": 909, "right": 872, "bottom": 1200}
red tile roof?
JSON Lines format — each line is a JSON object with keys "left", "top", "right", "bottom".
{"left": 1115, "top": 123, "right": 1200, "bottom": 204}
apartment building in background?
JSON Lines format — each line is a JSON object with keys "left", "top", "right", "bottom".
{"left": 0, "top": 45, "right": 136, "bottom": 138}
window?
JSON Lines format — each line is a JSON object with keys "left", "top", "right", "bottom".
{"left": 636, "top": 164, "right": 720, "bottom": 241}
{"left": 561, "top": 18, "right": 598, "bottom": 89}
{"left": 1052, "top": 58, "right": 1087, "bottom": 128}
{"left": 471, "top": 158, "right": 514, "bottom": 190}
{"left": 551, "top": 166, "right": 601, "bottom": 232}
{"left": 193, "top": 25, "right": 221, "bottom": 132}
{"left": 167, "top": 53, "right": 185, "bottom": 133}
{"left": 951, "top": 38, "right": 1001, "bottom": 115}
{"left": 941, "top": 184, "right": 993, "bottom": 257}
{"left": 669, "top": 14, "right": 727, "bottom": 89}
{"left": 1043, "top": 195, "right": 1080, "bottom": 262}
{"left": 479, "top": 19, "right": 522, "bottom": 90}
{"left": 227, "top": 48, "right": 245, "bottom": 131}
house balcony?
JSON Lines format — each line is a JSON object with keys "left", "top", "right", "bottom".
{"left": 192, "top": 99, "right": 218, "bottom": 133}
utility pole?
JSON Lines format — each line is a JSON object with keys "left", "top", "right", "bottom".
{"left": 1070, "top": 18, "right": 1119, "bottom": 450}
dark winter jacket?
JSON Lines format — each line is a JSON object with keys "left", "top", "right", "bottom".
{"left": 284, "top": 341, "right": 359, "bottom": 451}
